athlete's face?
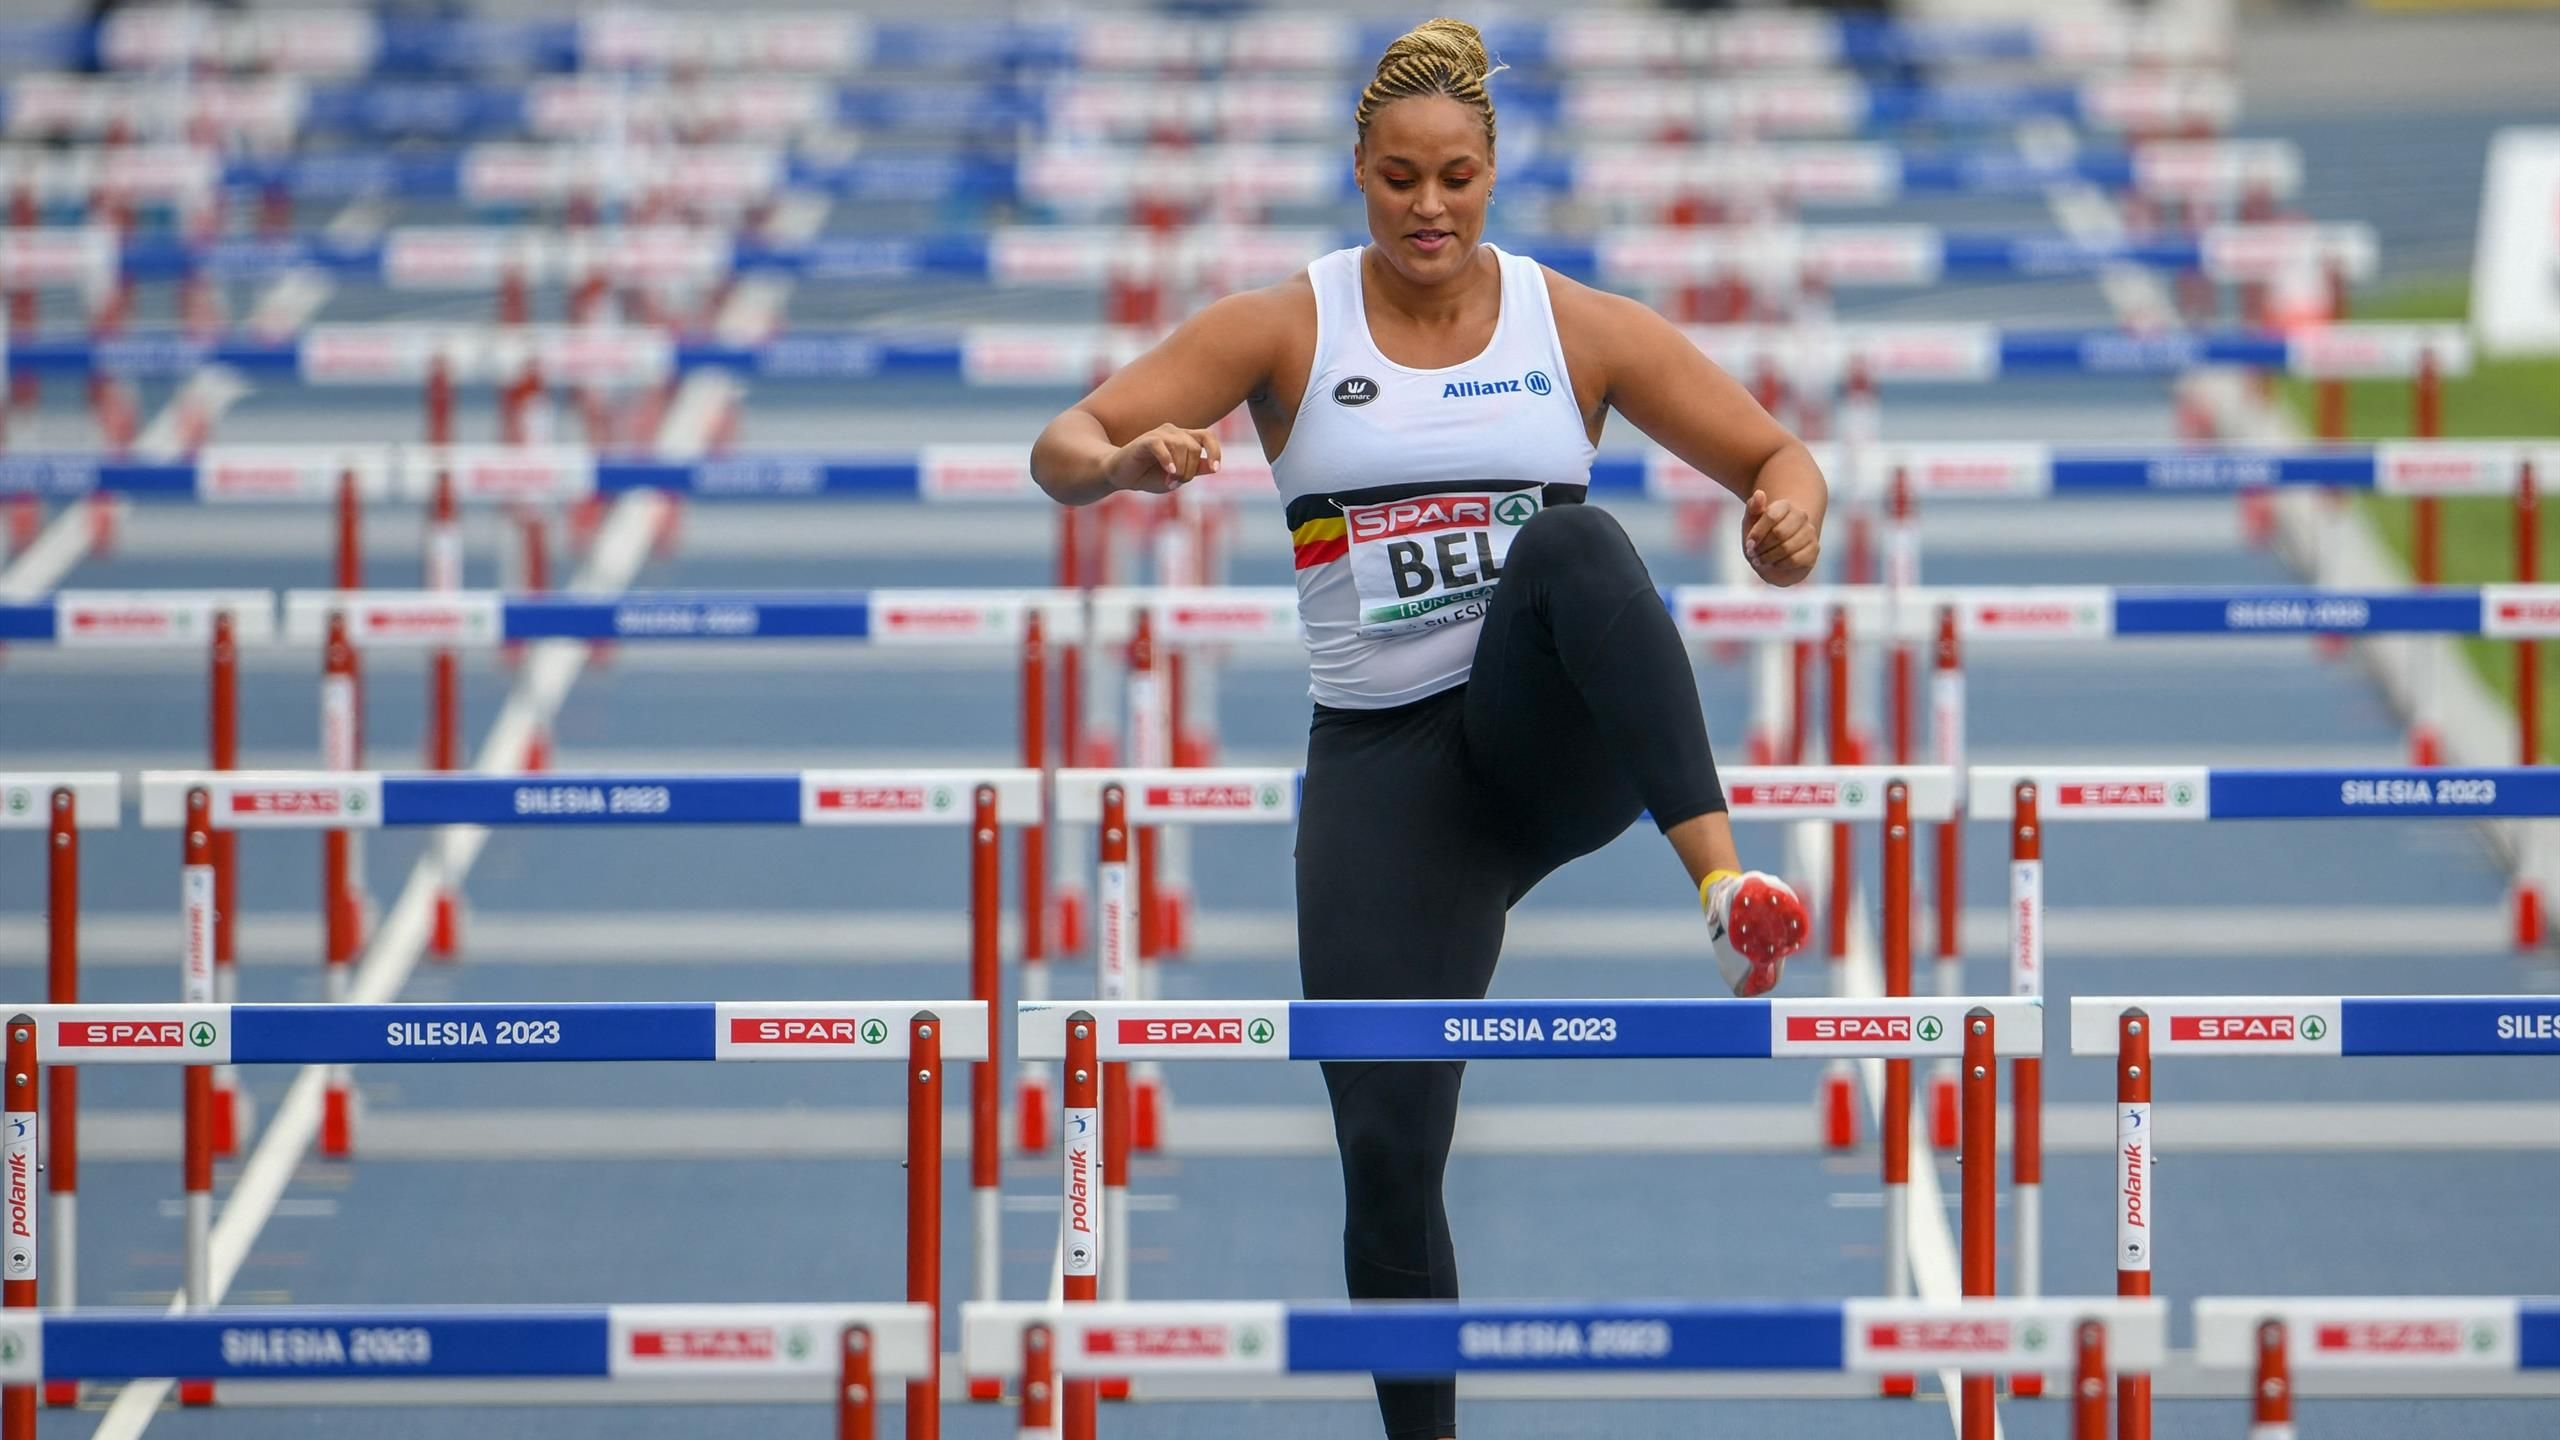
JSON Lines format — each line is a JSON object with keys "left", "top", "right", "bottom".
{"left": 1355, "top": 95, "right": 1494, "bottom": 286}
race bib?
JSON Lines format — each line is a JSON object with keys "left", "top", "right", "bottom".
{"left": 1345, "top": 489, "right": 1541, "bottom": 637}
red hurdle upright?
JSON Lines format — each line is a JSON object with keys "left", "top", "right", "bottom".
{"left": 906, "top": 1015, "right": 943, "bottom": 1440}
{"left": 1062, "top": 1017, "right": 1100, "bottom": 1440}
{"left": 2116, "top": 1008, "right": 2154, "bottom": 1440}
{"left": 2516, "top": 460, "right": 2543, "bottom": 948}
{"left": 1125, "top": 616, "right": 1167, "bottom": 1152}
{"left": 1017, "top": 610, "right": 1055, "bottom": 1154}
{"left": 1819, "top": 606, "right": 1858, "bottom": 1149}
{"left": 6, "top": 1012, "right": 37, "bottom": 1440}
{"left": 321, "top": 613, "right": 363, "bottom": 1157}
{"left": 2010, "top": 781, "right": 2045, "bottom": 1398}
{"left": 1930, "top": 605, "right": 1965, "bottom": 1150}
{"left": 1961, "top": 1006, "right": 1999, "bottom": 1440}
{"left": 207, "top": 613, "right": 244, "bottom": 1156}
{"left": 426, "top": 469, "right": 463, "bottom": 960}
{"left": 838, "top": 1323, "right": 878, "bottom": 1440}
{"left": 1879, "top": 781, "right": 1915, "bottom": 1399}
{"left": 2252, "top": 1319, "right": 2293, "bottom": 1438}
{"left": 967, "top": 785, "right": 1004, "bottom": 1398}
{"left": 41, "top": 795, "right": 76, "bottom": 1410}
{"left": 179, "top": 789, "right": 215, "bottom": 1408}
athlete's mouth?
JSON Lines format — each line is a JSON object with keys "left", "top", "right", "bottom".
{"left": 1409, "top": 229, "right": 1454, "bottom": 251}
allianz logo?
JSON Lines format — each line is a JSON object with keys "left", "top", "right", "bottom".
{"left": 1442, "top": 370, "right": 1553, "bottom": 400}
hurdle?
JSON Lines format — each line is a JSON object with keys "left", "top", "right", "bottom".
{"left": 8, "top": 136, "right": 2296, "bottom": 214}
{"left": 1022, "top": 996, "right": 2040, "bottom": 1437}
{"left": 34, "top": 9, "right": 2231, "bottom": 76}
{"left": 0, "top": 72, "right": 2242, "bottom": 147}
{"left": 132, "top": 771, "right": 1029, "bottom": 1340}
{"left": 0, "top": 777, "right": 113, "bottom": 1410}
{"left": 0, "top": 595, "right": 273, "bottom": 1154}
{"left": 279, "top": 587, "right": 1088, "bottom": 1063}
{"left": 0, "top": 1299, "right": 929, "bottom": 1435}
{"left": 0, "top": 1004, "right": 971, "bottom": 1437}
{"left": 962, "top": 1296, "right": 2162, "bottom": 1435}
{"left": 2195, "top": 1296, "right": 2560, "bottom": 1430}
{"left": 2069, "top": 995, "right": 2560, "bottom": 1440}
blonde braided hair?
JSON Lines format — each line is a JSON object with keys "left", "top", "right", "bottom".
{"left": 1355, "top": 17, "right": 1504, "bottom": 149}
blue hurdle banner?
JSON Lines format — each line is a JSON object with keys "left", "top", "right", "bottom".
{"left": 277, "top": 588, "right": 1090, "bottom": 649}
{"left": 0, "top": 138, "right": 2303, "bottom": 209}
{"left": 0, "top": 591, "right": 276, "bottom": 647}
{"left": 0, "top": 774, "right": 118, "bottom": 830}
{"left": 0, "top": 1302, "right": 933, "bottom": 1382}
{"left": 2194, "top": 1299, "right": 2560, "bottom": 1373}
{"left": 28, "top": 1001, "right": 991, "bottom": 1064}
{"left": 137, "top": 769, "right": 1043, "bottom": 828}
{"left": 0, "top": 73, "right": 2240, "bottom": 145}
{"left": 1969, "top": 766, "right": 2560, "bottom": 821}
{"left": 1671, "top": 585, "right": 2560, "bottom": 644}
{"left": 959, "top": 1298, "right": 2165, "bottom": 1377}
{"left": 2069, "top": 996, "right": 2560, "bottom": 1057}
{"left": 13, "top": 440, "right": 2552, "bottom": 506}
{"left": 1016, "top": 998, "right": 2044, "bottom": 1062}
{"left": 27, "top": 10, "right": 2226, "bottom": 75}
{"left": 8, "top": 319, "right": 2454, "bottom": 388}
{"left": 1052, "top": 770, "right": 1300, "bottom": 826}
{"left": 0, "top": 221, "right": 2374, "bottom": 293}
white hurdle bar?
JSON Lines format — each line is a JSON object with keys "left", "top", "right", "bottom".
{"left": 1023, "top": 995, "right": 2039, "bottom": 1434}
{"left": 2196, "top": 1296, "right": 2560, "bottom": 1436}
{"left": 961, "top": 1297, "right": 2161, "bottom": 1436}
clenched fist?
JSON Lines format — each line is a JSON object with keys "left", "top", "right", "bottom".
{"left": 1107, "top": 423, "right": 1223, "bottom": 494}
{"left": 1743, "top": 489, "right": 1819, "bottom": 587}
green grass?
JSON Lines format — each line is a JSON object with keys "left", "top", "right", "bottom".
{"left": 2278, "top": 277, "right": 2560, "bottom": 756}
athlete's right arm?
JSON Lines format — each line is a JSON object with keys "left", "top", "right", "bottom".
{"left": 1029, "top": 289, "right": 1285, "bottom": 506}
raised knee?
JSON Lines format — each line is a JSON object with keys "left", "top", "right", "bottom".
{"left": 1509, "top": 500, "right": 1639, "bottom": 574}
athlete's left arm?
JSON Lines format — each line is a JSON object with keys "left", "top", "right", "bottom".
{"left": 1554, "top": 276, "right": 1826, "bottom": 586}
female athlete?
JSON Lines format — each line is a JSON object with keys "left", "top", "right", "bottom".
{"left": 1031, "top": 18, "right": 1825, "bottom": 1438}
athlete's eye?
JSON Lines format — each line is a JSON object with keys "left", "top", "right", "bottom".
{"left": 1381, "top": 173, "right": 1417, "bottom": 190}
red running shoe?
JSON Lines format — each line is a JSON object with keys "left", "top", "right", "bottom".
{"left": 1703, "top": 870, "right": 1808, "bottom": 997}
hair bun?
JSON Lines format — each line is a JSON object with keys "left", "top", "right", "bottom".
{"left": 1379, "top": 17, "right": 1495, "bottom": 85}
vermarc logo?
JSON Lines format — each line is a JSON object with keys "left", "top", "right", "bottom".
{"left": 1333, "top": 376, "right": 1379, "bottom": 406}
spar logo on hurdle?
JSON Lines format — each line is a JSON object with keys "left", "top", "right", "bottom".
{"left": 2, "top": 788, "right": 27, "bottom": 818}
{"left": 726, "top": 1017, "right": 894, "bottom": 1047}
{"left": 2312, "top": 1320, "right": 2501, "bottom": 1356}
{"left": 1116, "top": 1018, "right": 1276, "bottom": 1046}
{"left": 2052, "top": 781, "right": 2198, "bottom": 811}
{"left": 628, "top": 1327, "right": 790, "bottom": 1362}
{"left": 809, "top": 784, "right": 957, "bottom": 816}
{"left": 1866, "top": 1318, "right": 2047, "bottom": 1355}
{"left": 1728, "top": 781, "right": 1859, "bottom": 808}
{"left": 1786, "top": 1014, "right": 1939, "bottom": 1043}
{"left": 54, "top": 1018, "right": 217, "bottom": 1049}
{"left": 1140, "top": 783, "right": 1287, "bottom": 813}
{"left": 2169, "top": 1014, "right": 2326, "bottom": 1043}
{"left": 231, "top": 786, "right": 367, "bottom": 819}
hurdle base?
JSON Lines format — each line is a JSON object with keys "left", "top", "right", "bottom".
{"left": 180, "top": 1379, "right": 213, "bottom": 1407}
{"left": 431, "top": 890, "right": 462, "bottom": 961}
{"left": 2410, "top": 726, "right": 2443, "bottom": 769}
{"left": 1101, "top": 1377, "right": 1130, "bottom": 1401}
{"left": 2010, "top": 1373, "right": 2046, "bottom": 1399}
{"left": 322, "top": 1083, "right": 358, "bottom": 1159}
{"left": 1132, "top": 1076, "right": 1163, "bottom": 1153}
{"left": 1818, "top": 1066, "right": 1858, "bottom": 1151}
{"left": 43, "top": 1381, "right": 77, "bottom": 1408}
{"left": 1881, "top": 1374, "right": 1915, "bottom": 1398}
{"left": 2515, "top": 885, "right": 2544, "bottom": 950}
{"left": 1928, "top": 1075, "right": 1959, "bottom": 1151}
{"left": 210, "top": 1083, "right": 251, "bottom": 1158}
{"left": 1016, "top": 1074, "right": 1053, "bottom": 1154}
{"left": 967, "top": 1375, "right": 1002, "bottom": 1402}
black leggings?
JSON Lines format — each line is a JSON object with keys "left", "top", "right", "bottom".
{"left": 1294, "top": 503, "right": 1727, "bottom": 1440}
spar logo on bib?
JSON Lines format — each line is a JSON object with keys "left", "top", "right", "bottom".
{"left": 1345, "top": 489, "right": 1540, "bottom": 636}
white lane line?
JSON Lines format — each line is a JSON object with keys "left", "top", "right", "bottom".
{"left": 11, "top": 902, "right": 2514, "bottom": 969}
{"left": 89, "top": 491, "right": 669, "bottom": 1440}
{"left": 71, "top": 1100, "right": 2560, "bottom": 1163}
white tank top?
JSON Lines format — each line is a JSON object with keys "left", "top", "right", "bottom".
{"left": 1272, "top": 245, "right": 1596, "bottom": 709}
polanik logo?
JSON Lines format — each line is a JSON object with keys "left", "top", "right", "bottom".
{"left": 1333, "top": 376, "right": 1378, "bottom": 406}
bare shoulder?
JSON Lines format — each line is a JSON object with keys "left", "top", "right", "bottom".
{"left": 1540, "top": 264, "right": 1675, "bottom": 404}
{"left": 1542, "top": 265, "right": 1672, "bottom": 349}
